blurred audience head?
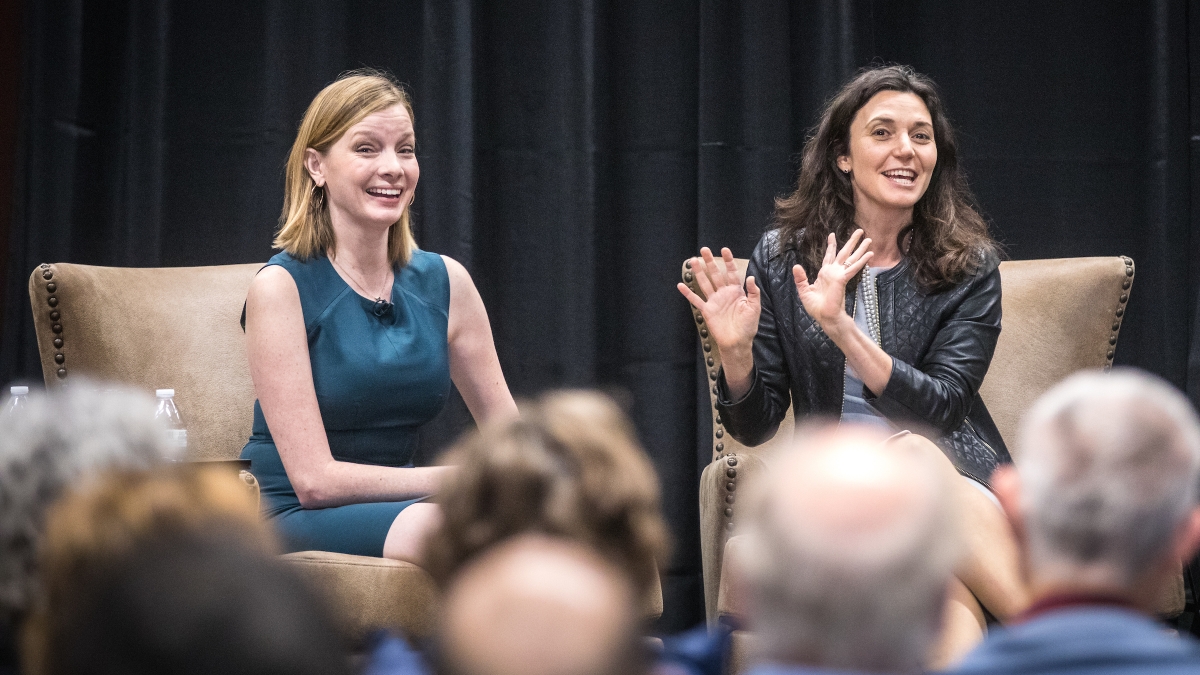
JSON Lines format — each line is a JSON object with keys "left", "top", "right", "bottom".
{"left": 277, "top": 68, "right": 417, "bottom": 265}
{"left": 424, "top": 390, "right": 669, "bottom": 599}
{"left": 437, "top": 534, "right": 643, "bottom": 675}
{"left": 23, "top": 464, "right": 350, "bottom": 675}
{"left": 1002, "top": 368, "right": 1200, "bottom": 595}
{"left": 740, "top": 424, "right": 961, "bottom": 673}
{"left": 0, "top": 384, "right": 165, "bottom": 632}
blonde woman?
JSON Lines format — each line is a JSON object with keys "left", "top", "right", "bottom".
{"left": 241, "top": 70, "right": 516, "bottom": 564}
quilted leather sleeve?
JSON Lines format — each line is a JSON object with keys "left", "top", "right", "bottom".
{"left": 716, "top": 235, "right": 792, "bottom": 447}
{"left": 868, "top": 263, "right": 1003, "bottom": 434}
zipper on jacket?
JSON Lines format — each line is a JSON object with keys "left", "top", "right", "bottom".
{"left": 959, "top": 417, "right": 997, "bottom": 488}
{"left": 838, "top": 291, "right": 856, "bottom": 422}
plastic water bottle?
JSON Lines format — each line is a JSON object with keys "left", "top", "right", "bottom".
{"left": 155, "top": 389, "right": 188, "bottom": 461}
{"left": 3, "top": 386, "right": 29, "bottom": 417}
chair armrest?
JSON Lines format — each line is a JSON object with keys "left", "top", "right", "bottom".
{"left": 700, "top": 453, "right": 766, "bottom": 624}
{"left": 1154, "top": 565, "right": 1185, "bottom": 618}
{"left": 284, "top": 551, "right": 439, "bottom": 641}
{"left": 644, "top": 566, "right": 664, "bottom": 620}
{"left": 238, "top": 469, "right": 260, "bottom": 510}
{"left": 716, "top": 535, "right": 748, "bottom": 622}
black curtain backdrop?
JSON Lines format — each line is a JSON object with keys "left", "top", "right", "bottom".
{"left": 4, "top": 0, "right": 1200, "bottom": 630}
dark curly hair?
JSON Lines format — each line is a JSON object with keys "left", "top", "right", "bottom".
{"left": 422, "top": 391, "right": 669, "bottom": 601}
{"left": 776, "top": 65, "right": 999, "bottom": 291}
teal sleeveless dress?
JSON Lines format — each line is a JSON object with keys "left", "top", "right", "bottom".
{"left": 240, "top": 249, "right": 451, "bottom": 557}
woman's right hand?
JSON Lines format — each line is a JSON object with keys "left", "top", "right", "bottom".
{"left": 677, "top": 247, "right": 760, "bottom": 397}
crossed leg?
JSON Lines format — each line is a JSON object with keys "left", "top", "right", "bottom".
{"left": 382, "top": 502, "right": 444, "bottom": 565}
{"left": 888, "top": 433, "right": 1029, "bottom": 666}
{"left": 929, "top": 578, "right": 987, "bottom": 670}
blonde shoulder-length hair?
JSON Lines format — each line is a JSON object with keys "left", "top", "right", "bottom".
{"left": 275, "top": 69, "right": 417, "bottom": 265}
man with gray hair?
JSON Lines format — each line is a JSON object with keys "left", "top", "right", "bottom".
{"left": 0, "top": 383, "right": 167, "bottom": 674}
{"left": 738, "top": 424, "right": 963, "bottom": 674}
{"left": 950, "top": 369, "right": 1200, "bottom": 674}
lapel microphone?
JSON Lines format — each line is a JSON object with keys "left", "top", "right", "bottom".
{"left": 372, "top": 298, "right": 393, "bottom": 317}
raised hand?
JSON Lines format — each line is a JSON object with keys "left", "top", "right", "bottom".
{"left": 677, "top": 247, "right": 760, "bottom": 362}
{"left": 792, "top": 230, "right": 872, "bottom": 334}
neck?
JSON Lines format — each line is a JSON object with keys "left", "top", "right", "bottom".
{"left": 1029, "top": 581, "right": 1136, "bottom": 604}
{"left": 853, "top": 199, "right": 911, "bottom": 269}
{"left": 1026, "top": 567, "right": 1142, "bottom": 614}
{"left": 327, "top": 212, "right": 392, "bottom": 275}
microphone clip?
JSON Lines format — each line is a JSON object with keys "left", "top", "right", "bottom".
{"left": 372, "top": 299, "right": 393, "bottom": 317}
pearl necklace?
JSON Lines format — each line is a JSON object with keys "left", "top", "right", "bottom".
{"left": 862, "top": 264, "right": 882, "bottom": 345}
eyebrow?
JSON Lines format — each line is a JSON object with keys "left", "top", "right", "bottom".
{"left": 349, "top": 130, "right": 415, "bottom": 143}
{"left": 868, "top": 116, "right": 933, "bottom": 128}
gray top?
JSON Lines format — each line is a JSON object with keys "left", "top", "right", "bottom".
{"left": 840, "top": 266, "right": 893, "bottom": 430}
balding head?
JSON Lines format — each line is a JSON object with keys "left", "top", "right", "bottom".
{"left": 1013, "top": 369, "right": 1200, "bottom": 590}
{"left": 741, "top": 425, "right": 961, "bottom": 673}
{"left": 438, "top": 535, "right": 642, "bottom": 675}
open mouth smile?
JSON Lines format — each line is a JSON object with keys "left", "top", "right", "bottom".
{"left": 882, "top": 169, "right": 917, "bottom": 186}
{"left": 366, "top": 187, "right": 403, "bottom": 201}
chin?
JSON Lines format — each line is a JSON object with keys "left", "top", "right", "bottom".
{"left": 363, "top": 209, "right": 405, "bottom": 227}
{"left": 879, "top": 188, "right": 925, "bottom": 209}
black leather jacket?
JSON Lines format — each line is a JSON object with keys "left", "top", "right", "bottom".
{"left": 716, "top": 230, "right": 1012, "bottom": 485}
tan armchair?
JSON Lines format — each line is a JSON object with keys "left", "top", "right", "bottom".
{"left": 682, "top": 256, "right": 1184, "bottom": 627}
{"left": 27, "top": 262, "right": 439, "bottom": 641}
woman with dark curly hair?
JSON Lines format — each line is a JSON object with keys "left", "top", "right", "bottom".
{"left": 679, "top": 65, "right": 1026, "bottom": 664}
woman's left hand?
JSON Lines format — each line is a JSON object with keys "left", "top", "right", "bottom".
{"left": 792, "top": 230, "right": 872, "bottom": 334}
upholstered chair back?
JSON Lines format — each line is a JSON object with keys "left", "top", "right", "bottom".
{"left": 976, "top": 257, "right": 1134, "bottom": 458}
{"left": 27, "top": 262, "right": 262, "bottom": 461}
{"left": 683, "top": 255, "right": 1139, "bottom": 620}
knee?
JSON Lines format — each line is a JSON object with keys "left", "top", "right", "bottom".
{"left": 383, "top": 503, "right": 443, "bottom": 564}
{"left": 408, "top": 502, "right": 444, "bottom": 534}
{"left": 889, "top": 433, "right": 958, "bottom": 475}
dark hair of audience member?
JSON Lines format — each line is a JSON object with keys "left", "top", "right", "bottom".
{"left": 22, "top": 466, "right": 352, "bottom": 675}
{"left": 423, "top": 390, "right": 669, "bottom": 599}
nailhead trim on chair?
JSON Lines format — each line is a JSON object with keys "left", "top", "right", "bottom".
{"left": 685, "top": 260, "right": 742, "bottom": 533}
{"left": 1106, "top": 257, "right": 1135, "bottom": 370}
{"left": 38, "top": 264, "right": 67, "bottom": 379}
{"left": 723, "top": 455, "right": 738, "bottom": 530}
{"left": 683, "top": 260, "right": 734, "bottom": 465}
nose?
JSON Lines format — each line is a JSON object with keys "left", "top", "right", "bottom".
{"left": 894, "top": 134, "right": 915, "bottom": 159}
{"left": 379, "top": 149, "right": 403, "bottom": 179}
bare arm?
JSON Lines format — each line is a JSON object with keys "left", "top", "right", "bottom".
{"left": 245, "top": 266, "right": 449, "bottom": 509}
{"left": 443, "top": 256, "right": 518, "bottom": 425}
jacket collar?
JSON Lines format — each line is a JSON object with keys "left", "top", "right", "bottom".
{"left": 871, "top": 257, "right": 910, "bottom": 286}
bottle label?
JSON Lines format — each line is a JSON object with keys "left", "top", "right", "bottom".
{"left": 166, "top": 427, "right": 187, "bottom": 449}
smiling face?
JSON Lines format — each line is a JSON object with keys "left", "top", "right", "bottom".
{"left": 836, "top": 90, "right": 937, "bottom": 221}
{"left": 304, "top": 103, "right": 419, "bottom": 234}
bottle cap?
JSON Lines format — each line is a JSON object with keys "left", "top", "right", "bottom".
{"left": 156, "top": 389, "right": 175, "bottom": 398}
{"left": 10, "top": 386, "right": 28, "bottom": 395}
